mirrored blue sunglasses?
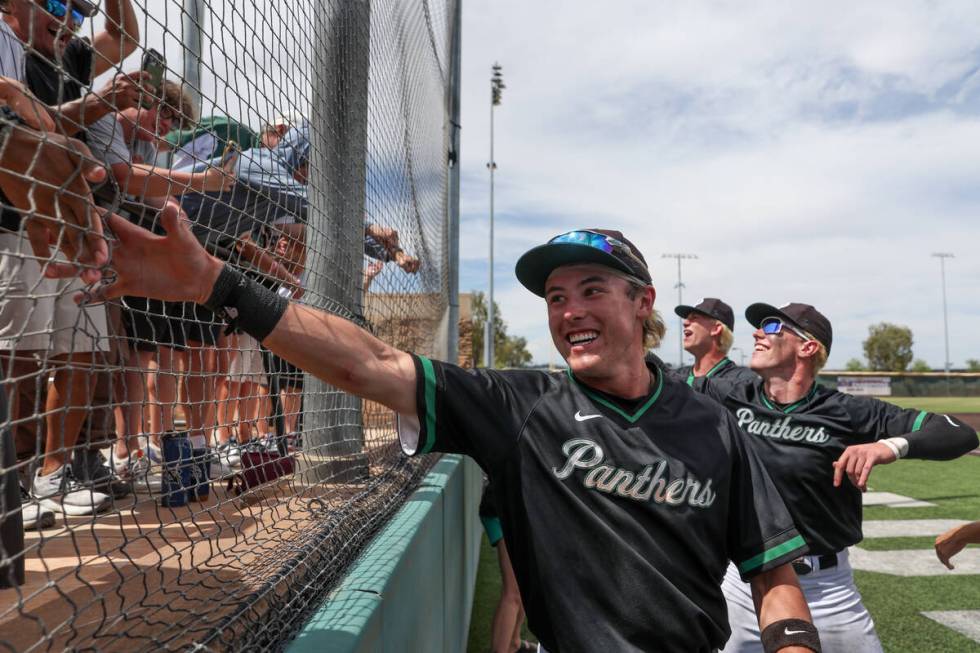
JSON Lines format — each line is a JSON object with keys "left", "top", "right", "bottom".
{"left": 549, "top": 230, "right": 636, "bottom": 261}
{"left": 760, "top": 316, "right": 812, "bottom": 340}
{"left": 44, "top": 0, "right": 85, "bottom": 28}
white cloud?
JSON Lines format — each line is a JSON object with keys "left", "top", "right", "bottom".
{"left": 459, "top": 1, "right": 980, "bottom": 369}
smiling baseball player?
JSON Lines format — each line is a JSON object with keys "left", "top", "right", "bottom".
{"left": 694, "top": 302, "right": 979, "bottom": 653}
{"left": 673, "top": 297, "right": 757, "bottom": 386}
{"left": 90, "top": 216, "right": 823, "bottom": 653}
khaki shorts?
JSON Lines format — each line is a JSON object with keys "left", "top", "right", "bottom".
{"left": 0, "top": 230, "right": 109, "bottom": 354}
{"left": 227, "top": 333, "right": 267, "bottom": 386}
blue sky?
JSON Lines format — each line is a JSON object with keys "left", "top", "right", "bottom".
{"left": 457, "top": 1, "right": 980, "bottom": 368}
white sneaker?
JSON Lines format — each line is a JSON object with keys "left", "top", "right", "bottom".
{"left": 20, "top": 485, "right": 55, "bottom": 530}
{"left": 111, "top": 449, "right": 151, "bottom": 481}
{"left": 216, "top": 440, "right": 242, "bottom": 467}
{"left": 32, "top": 465, "right": 111, "bottom": 516}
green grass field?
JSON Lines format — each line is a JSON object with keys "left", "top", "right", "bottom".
{"left": 883, "top": 396, "right": 980, "bottom": 412}
{"left": 859, "top": 457, "right": 980, "bottom": 652}
{"left": 466, "top": 401, "right": 980, "bottom": 652}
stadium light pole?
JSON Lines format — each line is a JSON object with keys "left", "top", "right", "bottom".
{"left": 662, "top": 253, "right": 697, "bottom": 366}
{"left": 486, "top": 63, "right": 505, "bottom": 368}
{"left": 181, "top": 0, "right": 204, "bottom": 110}
{"left": 932, "top": 252, "right": 954, "bottom": 395}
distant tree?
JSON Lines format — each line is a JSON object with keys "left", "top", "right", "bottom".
{"left": 910, "top": 359, "right": 932, "bottom": 373}
{"left": 967, "top": 359, "right": 980, "bottom": 372}
{"left": 862, "top": 323, "right": 914, "bottom": 372}
{"left": 470, "top": 291, "right": 533, "bottom": 368}
{"left": 845, "top": 358, "right": 866, "bottom": 371}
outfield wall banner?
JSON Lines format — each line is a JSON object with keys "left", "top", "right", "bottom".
{"left": 838, "top": 376, "right": 893, "bottom": 396}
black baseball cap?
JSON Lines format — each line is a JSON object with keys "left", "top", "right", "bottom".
{"left": 515, "top": 229, "right": 652, "bottom": 297}
{"left": 745, "top": 302, "right": 833, "bottom": 353}
{"left": 674, "top": 298, "right": 735, "bottom": 331}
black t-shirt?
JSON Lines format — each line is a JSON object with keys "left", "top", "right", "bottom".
{"left": 399, "top": 356, "right": 806, "bottom": 653}
{"left": 25, "top": 38, "right": 93, "bottom": 104}
{"left": 674, "top": 357, "right": 759, "bottom": 387}
{"left": 1, "top": 39, "right": 94, "bottom": 232}
{"left": 700, "top": 379, "right": 933, "bottom": 555}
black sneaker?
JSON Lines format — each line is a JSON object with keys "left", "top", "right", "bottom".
{"left": 72, "top": 449, "right": 133, "bottom": 500}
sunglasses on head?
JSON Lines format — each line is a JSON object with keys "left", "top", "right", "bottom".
{"left": 760, "top": 316, "right": 813, "bottom": 340}
{"left": 549, "top": 230, "right": 646, "bottom": 268}
{"left": 43, "top": 0, "right": 85, "bottom": 28}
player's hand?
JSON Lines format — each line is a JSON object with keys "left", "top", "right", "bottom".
{"left": 832, "top": 442, "right": 897, "bottom": 491}
{"left": 0, "top": 124, "right": 109, "bottom": 283}
{"left": 78, "top": 200, "right": 222, "bottom": 306}
{"left": 935, "top": 526, "right": 967, "bottom": 570}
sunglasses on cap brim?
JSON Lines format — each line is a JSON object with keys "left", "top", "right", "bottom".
{"left": 760, "top": 316, "right": 813, "bottom": 341}
{"left": 548, "top": 230, "right": 647, "bottom": 271}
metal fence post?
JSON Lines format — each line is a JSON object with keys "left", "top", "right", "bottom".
{"left": 301, "top": 0, "right": 371, "bottom": 483}
{"left": 446, "top": 0, "right": 461, "bottom": 367}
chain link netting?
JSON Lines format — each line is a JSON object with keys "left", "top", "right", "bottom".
{"left": 0, "top": 0, "right": 459, "bottom": 649}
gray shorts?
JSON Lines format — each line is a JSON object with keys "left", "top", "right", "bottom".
{"left": 0, "top": 230, "right": 109, "bottom": 354}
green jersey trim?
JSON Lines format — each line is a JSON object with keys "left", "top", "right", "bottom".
{"left": 686, "top": 357, "right": 731, "bottom": 386}
{"left": 419, "top": 355, "right": 437, "bottom": 454}
{"left": 912, "top": 411, "right": 928, "bottom": 432}
{"left": 568, "top": 368, "right": 665, "bottom": 424}
{"left": 737, "top": 534, "right": 807, "bottom": 574}
{"left": 760, "top": 383, "right": 818, "bottom": 414}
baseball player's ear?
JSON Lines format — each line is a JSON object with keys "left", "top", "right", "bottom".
{"left": 710, "top": 321, "right": 724, "bottom": 337}
{"left": 799, "top": 339, "right": 819, "bottom": 359}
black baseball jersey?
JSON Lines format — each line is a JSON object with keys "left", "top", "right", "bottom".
{"left": 399, "top": 355, "right": 807, "bottom": 653}
{"left": 673, "top": 357, "right": 759, "bottom": 387}
{"left": 699, "top": 378, "right": 965, "bottom": 555}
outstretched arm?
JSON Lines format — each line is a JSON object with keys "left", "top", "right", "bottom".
{"left": 935, "top": 520, "right": 980, "bottom": 570}
{"left": 834, "top": 413, "right": 978, "bottom": 491}
{"left": 88, "top": 205, "right": 418, "bottom": 416}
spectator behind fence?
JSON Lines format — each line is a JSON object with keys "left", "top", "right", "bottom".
{"left": 85, "top": 79, "right": 226, "bottom": 483}
{"left": 175, "top": 116, "right": 305, "bottom": 465}
{"left": 166, "top": 115, "right": 259, "bottom": 170}
{"left": 0, "top": 0, "right": 138, "bottom": 520}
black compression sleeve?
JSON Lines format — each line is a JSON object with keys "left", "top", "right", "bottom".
{"left": 905, "top": 414, "right": 979, "bottom": 460}
{"left": 202, "top": 264, "right": 288, "bottom": 341}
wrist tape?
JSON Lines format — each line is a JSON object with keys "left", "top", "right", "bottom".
{"left": 761, "top": 618, "right": 821, "bottom": 652}
{"left": 202, "top": 264, "right": 288, "bottom": 341}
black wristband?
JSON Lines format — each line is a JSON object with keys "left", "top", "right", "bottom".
{"left": 202, "top": 263, "right": 288, "bottom": 341}
{"left": 761, "top": 618, "right": 821, "bottom": 653}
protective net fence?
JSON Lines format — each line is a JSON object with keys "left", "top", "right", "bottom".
{"left": 0, "top": 0, "right": 459, "bottom": 650}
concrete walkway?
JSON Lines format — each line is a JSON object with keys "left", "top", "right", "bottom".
{"left": 921, "top": 611, "right": 980, "bottom": 644}
{"left": 861, "top": 491, "right": 935, "bottom": 508}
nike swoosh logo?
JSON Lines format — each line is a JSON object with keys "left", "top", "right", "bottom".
{"left": 784, "top": 628, "right": 808, "bottom": 636}
{"left": 574, "top": 411, "right": 601, "bottom": 422}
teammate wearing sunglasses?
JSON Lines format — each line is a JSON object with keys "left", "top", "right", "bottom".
{"left": 89, "top": 223, "right": 822, "bottom": 653}
{"left": 692, "top": 302, "right": 978, "bottom": 653}
{"left": 672, "top": 297, "right": 757, "bottom": 386}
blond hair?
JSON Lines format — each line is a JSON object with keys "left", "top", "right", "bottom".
{"left": 810, "top": 341, "right": 828, "bottom": 373}
{"left": 717, "top": 323, "right": 734, "bottom": 354}
{"left": 608, "top": 270, "right": 666, "bottom": 349}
